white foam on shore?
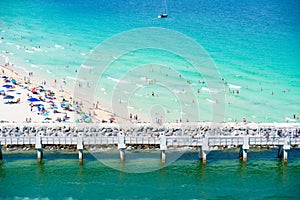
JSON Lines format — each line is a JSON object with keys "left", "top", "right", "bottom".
{"left": 80, "top": 64, "right": 94, "bottom": 69}
{"left": 47, "top": 70, "right": 52, "bottom": 74}
{"left": 32, "top": 47, "right": 43, "bottom": 52}
{"left": 31, "top": 64, "right": 39, "bottom": 68}
{"left": 228, "top": 83, "right": 242, "bottom": 89}
{"left": 136, "top": 83, "right": 144, "bottom": 88}
{"left": 107, "top": 76, "right": 120, "bottom": 83}
{"left": 285, "top": 117, "right": 297, "bottom": 122}
{"left": 16, "top": 45, "right": 20, "bottom": 49}
{"left": 6, "top": 42, "right": 14, "bottom": 45}
{"left": 206, "top": 98, "right": 217, "bottom": 104}
{"left": 25, "top": 50, "right": 33, "bottom": 53}
{"left": 173, "top": 89, "right": 186, "bottom": 94}
{"left": 55, "top": 44, "right": 64, "bottom": 49}
{"left": 201, "top": 87, "right": 222, "bottom": 93}
{"left": 80, "top": 53, "right": 86, "bottom": 56}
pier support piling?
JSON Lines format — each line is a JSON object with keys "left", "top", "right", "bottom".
{"left": 283, "top": 137, "right": 290, "bottom": 163}
{"left": 0, "top": 142, "right": 3, "bottom": 161}
{"left": 239, "top": 136, "right": 249, "bottom": 162}
{"left": 278, "top": 146, "right": 283, "bottom": 159}
{"left": 161, "top": 150, "right": 166, "bottom": 164}
{"left": 37, "top": 149, "right": 43, "bottom": 163}
{"left": 119, "top": 149, "right": 125, "bottom": 162}
{"left": 35, "top": 133, "right": 43, "bottom": 163}
{"left": 283, "top": 149, "right": 288, "bottom": 163}
{"left": 199, "top": 137, "right": 209, "bottom": 164}
{"left": 118, "top": 132, "right": 126, "bottom": 162}
{"left": 199, "top": 147, "right": 207, "bottom": 164}
{"left": 77, "top": 135, "right": 84, "bottom": 165}
{"left": 278, "top": 138, "right": 290, "bottom": 163}
{"left": 160, "top": 133, "right": 167, "bottom": 163}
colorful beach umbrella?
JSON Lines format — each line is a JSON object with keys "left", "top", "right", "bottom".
{"left": 109, "top": 117, "right": 116, "bottom": 121}
{"left": 27, "top": 97, "right": 40, "bottom": 102}
{"left": 1, "top": 76, "right": 8, "bottom": 79}
{"left": 2, "top": 84, "right": 12, "bottom": 88}
{"left": 3, "top": 95, "right": 14, "bottom": 99}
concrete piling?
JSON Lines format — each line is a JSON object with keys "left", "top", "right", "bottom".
{"left": 35, "top": 133, "right": 43, "bottom": 163}
{"left": 77, "top": 134, "right": 84, "bottom": 165}
{"left": 160, "top": 133, "right": 167, "bottom": 163}
{"left": 0, "top": 142, "right": 2, "bottom": 161}
{"left": 239, "top": 136, "right": 249, "bottom": 162}
{"left": 118, "top": 132, "right": 126, "bottom": 162}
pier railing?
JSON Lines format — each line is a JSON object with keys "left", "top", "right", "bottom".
{"left": 1, "top": 135, "right": 299, "bottom": 147}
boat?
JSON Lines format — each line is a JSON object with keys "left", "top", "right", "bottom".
{"left": 158, "top": 0, "right": 168, "bottom": 18}
{"left": 158, "top": 13, "right": 168, "bottom": 18}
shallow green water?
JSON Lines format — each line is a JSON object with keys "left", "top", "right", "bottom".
{"left": 0, "top": 149, "right": 299, "bottom": 199}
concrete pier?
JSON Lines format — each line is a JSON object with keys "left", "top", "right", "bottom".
{"left": 160, "top": 133, "right": 167, "bottom": 163}
{"left": 118, "top": 132, "right": 126, "bottom": 162}
{"left": 35, "top": 133, "right": 43, "bottom": 163}
{"left": 77, "top": 134, "right": 84, "bottom": 165}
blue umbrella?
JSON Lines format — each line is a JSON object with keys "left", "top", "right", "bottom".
{"left": 2, "top": 84, "right": 12, "bottom": 88}
{"left": 0, "top": 90, "right": 4, "bottom": 92}
{"left": 27, "top": 97, "right": 40, "bottom": 102}
{"left": 3, "top": 95, "right": 14, "bottom": 99}
{"left": 1, "top": 76, "right": 8, "bottom": 79}
{"left": 11, "top": 79, "right": 16, "bottom": 84}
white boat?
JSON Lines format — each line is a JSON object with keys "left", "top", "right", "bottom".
{"left": 158, "top": 0, "right": 168, "bottom": 18}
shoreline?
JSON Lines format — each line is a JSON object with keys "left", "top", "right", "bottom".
{"left": 0, "top": 62, "right": 125, "bottom": 124}
{"left": 1, "top": 57, "right": 300, "bottom": 124}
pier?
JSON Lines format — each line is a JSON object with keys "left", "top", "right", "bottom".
{"left": 0, "top": 122, "right": 299, "bottom": 164}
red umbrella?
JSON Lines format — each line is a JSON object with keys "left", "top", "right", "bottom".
{"left": 109, "top": 117, "right": 115, "bottom": 121}
{"left": 31, "top": 87, "right": 36, "bottom": 93}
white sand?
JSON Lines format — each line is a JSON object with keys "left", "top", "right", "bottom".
{"left": 0, "top": 64, "right": 116, "bottom": 123}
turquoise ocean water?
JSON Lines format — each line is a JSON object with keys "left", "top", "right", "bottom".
{"left": 1, "top": 1, "right": 300, "bottom": 199}
{"left": 0, "top": 0, "right": 300, "bottom": 122}
{"left": 1, "top": 150, "right": 300, "bottom": 199}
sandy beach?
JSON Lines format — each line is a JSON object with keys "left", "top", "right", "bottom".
{"left": 0, "top": 62, "right": 116, "bottom": 124}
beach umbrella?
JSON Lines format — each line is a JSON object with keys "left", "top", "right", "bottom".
{"left": 3, "top": 95, "right": 14, "bottom": 99}
{"left": 85, "top": 118, "right": 91, "bottom": 123}
{"left": 11, "top": 79, "right": 16, "bottom": 84}
{"left": 27, "top": 97, "right": 40, "bottom": 102}
{"left": 1, "top": 76, "right": 8, "bottom": 79}
{"left": 109, "top": 117, "right": 116, "bottom": 121}
{"left": 31, "top": 87, "right": 36, "bottom": 93}
{"left": 2, "top": 84, "right": 12, "bottom": 88}
{"left": 0, "top": 89, "right": 4, "bottom": 92}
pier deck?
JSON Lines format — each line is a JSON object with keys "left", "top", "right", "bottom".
{"left": 0, "top": 122, "right": 299, "bottom": 163}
